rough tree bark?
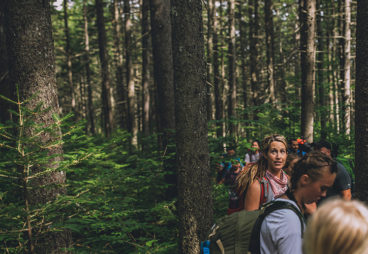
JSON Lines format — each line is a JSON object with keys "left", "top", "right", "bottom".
{"left": 299, "top": 0, "right": 316, "bottom": 143}
{"left": 4, "top": 0, "right": 71, "bottom": 252}
{"left": 171, "top": 0, "right": 213, "bottom": 253}
{"left": 355, "top": 0, "right": 368, "bottom": 201}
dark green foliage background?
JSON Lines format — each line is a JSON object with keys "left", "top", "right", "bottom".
{"left": 0, "top": 104, "right": 355, "bottom": 254}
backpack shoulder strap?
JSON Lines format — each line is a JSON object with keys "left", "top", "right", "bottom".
{"left": 259, "top": 177, "right": 269, "bottom": 205}
{"left": 249, "top": 201, "right": 305, "bottom": 254}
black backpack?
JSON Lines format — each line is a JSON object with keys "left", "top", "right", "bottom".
{"left": 201, "top": 201, "right": 305, "bottom": 254}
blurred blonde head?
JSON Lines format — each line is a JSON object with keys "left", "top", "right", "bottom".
{"left": 303, "top": 199, "right": 368, "bottom": 254}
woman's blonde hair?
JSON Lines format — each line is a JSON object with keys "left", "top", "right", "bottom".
{"left": 303, "top": 199, "right": 368, "bottom": 254}
{"left": 236, "top": 134, "right": 287, "bottom": 194}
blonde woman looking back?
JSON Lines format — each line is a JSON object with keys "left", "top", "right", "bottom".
{"left": 236, "top": 134, "right": 288, "bottom": 211}
{"left": 303, "top": 199, "right": 368, "bottom": 254}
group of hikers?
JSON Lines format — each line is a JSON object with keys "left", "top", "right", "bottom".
{"left": 209, "top": 134, "right": 368, "bottom": 254}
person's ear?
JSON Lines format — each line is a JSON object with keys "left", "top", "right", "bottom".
{"left": 299, "top": 174, "right": 311, "bottom": 186}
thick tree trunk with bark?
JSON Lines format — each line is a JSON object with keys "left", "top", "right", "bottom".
{"left": 355, "top": 0, "right": 368, "bottom": 201}
{"left": 299, "top": 0, "right": 316, "bottom": 143}
{"left": 95, "top": 0, "right": 113, "bottom": 136}
{"left": 171, "top": 0, "right": 213, "bottom": 253}
{"left": 4, "top": 0, "right": 71, "bottom": 252}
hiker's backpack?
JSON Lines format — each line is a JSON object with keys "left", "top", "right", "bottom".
{"left": 201, "top": 200, "right": 305, "bottom": 254}
{"left": 227, "top": 176, "right": 272, "bottom": 215}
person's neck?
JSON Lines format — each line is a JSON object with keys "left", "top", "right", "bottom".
{"left": 284, "top": 189, "right": 304, "bottom": 214}
{"left": 267, "top": 168, "right": 282, "bottom": 179}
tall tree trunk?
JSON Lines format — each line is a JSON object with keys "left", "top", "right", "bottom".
{"left": 95, "top": 0, "right": 113, "bottom": 136}
{"left": 239, "top": 1, "right": 248, "bottom": 123}
{"left": 113, "top": 0, "right": 126, "bottom": 130}
{"left": 299, "top": 0, "right": 316, "bottom": 143}
{"left": 150, "top": 0, "right": 176, "bottom": 198}
{"left": 227, "top": 0, "right": 237, "bottom": 137}
{"left": 264, "top": 0, "right": 276, "bottom": 104}
{"left": 294, "top": 20, "right": 301, "bottom": 103}
{"left": 150, "top": 0, "right": 175, "bottom": 148}
{"left": 249, "top": 0, "right": 261, "bottom": 116}
{"left": 63, "top": 0, "right": 75, "bottom": 115}
{"left": 220, "top": 0, "right": 227, "bottom": 139}
{"left": 355, "top": 0, "right": 368, "bottom": 201}
{"left": 276, "top": 8, "right": 287, "bottom": 106}
{"left": 343, "top": 0, "right": 351, "bottom": 136}
{"left": 124, "top": 0, "right": 137, "bottom": 146}
{"left": 0, "top": 2, "right": 13, "bottom": 124}
{"left": 141, "top": 0, "right": 150, "bottom": 137}
{"left": 212, "top": 0, "right": 223, "bottom": 138}
{"left": 83, "top": 0, "right": 95, "bottom": 134}
{"left": 171, "top": 0, "right": 213, "bottom": 252}
{"left": 206, "top": 0, "right": 214, "bottom": 121}
{"left": 337, "top": 0, "right": 344, "bottom": 134}
{"left": 317, "top": 0, "right": 326, "bottom": 139}
{"left": 4, "top": 0, "right": 71, "bottom": 251}
{"left": 327, "top": 0, "right": 336, "bottom": 132}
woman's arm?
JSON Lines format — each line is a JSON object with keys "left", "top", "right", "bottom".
{"left": 244, "top": 180, "right": 261, "bottom": 211}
